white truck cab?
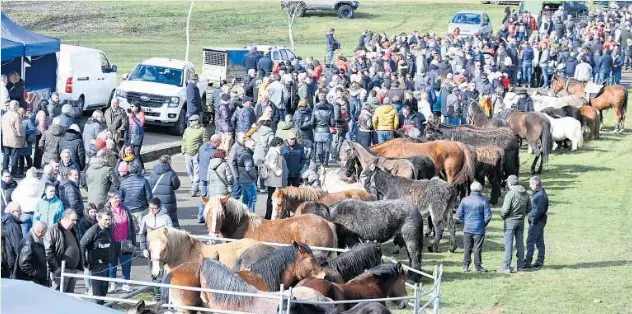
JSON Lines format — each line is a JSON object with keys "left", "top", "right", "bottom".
{"left": 114, "top": 57, "right": 207, "bottom": 135}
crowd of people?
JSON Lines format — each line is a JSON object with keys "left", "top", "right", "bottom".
{"left": 0, "top": 2, "right": 626, "bottom": 306}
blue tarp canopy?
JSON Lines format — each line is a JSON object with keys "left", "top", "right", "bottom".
{"left": 1, "top": 12, "right": 60, "bottom": 57}
{"left": 1, "top": 37, "right": 23, "bottom": 61}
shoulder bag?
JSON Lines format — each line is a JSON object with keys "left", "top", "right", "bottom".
{"left": 212, "top": 162, "right": 232, "bottom": 193}
{"left": 130, "top": 116, "right": 145, "bottom": 146}
{"left": 152, "top": 173, "right": 166, "bottom": 194}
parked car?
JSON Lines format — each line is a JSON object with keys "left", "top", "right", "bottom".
{"left": 448, "top": 11, "right": 493, "bottom": 38}
{"left": 280, "top": 1, "right": 359, "bottom": 19}
{"left": 114, "top": 58, "right": 208, "bottom": 135}
{"left": 256, "top": 45, "right": 297, "bottom": 64}
{"left": 595, "top": 1, "right": 632, "bottom": 9}
{"left": 520, "top": 1, "right": 589, "bottom": 20}
{"left": 483, "top": 1, "right": 519, "bottom": 5}
{"left": 56, "top": 44, "right": 118, "bottom": 111}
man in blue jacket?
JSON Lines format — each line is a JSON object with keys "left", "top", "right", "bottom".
{"left": 281, "top": 132, "right": 306, "bottom": 187}
{"left": 525, "top": 176, "right": 549, "bottom": 269}
{"left": 598, "top": 49, "right": 613, "bottom": 83}
{"left": 325, "top": 28, "right": 340, "bottom": 68}
{"left": 243, "top": 46, "right": 261, "bottom": 72}
{"left": 456, "top": 181, "right": 492, "bottom": 273}
{"left": 196, "top": 134, "right": 220, "bottom": 223}
{"left": 257, "top": 52, "right": 273, "bottom": 78}
{"left": 186, "top": 74, "right": 202, "bottom": 122}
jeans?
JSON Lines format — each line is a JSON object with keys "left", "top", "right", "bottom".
{"left": 540, "top": 65, "right": 549, "bottom": 88}
{"left": 332, "top": 131, "right": 347, "bottom": 159}
{"left": 198, "top": 180, "right": 208, "bottom": 221}
{"left": 231, "top": 179, "right": 242, "bottom": 199}
{"left": 357, "top": 130, "right": 373, "bottom": 148}
{"left": 612, "top": 71, "right": 622, "bottom": 85}
{"left": 525, "top": 220, "right": 546, "bottom": 265}
{"left": 240, "top": 183, "right": 257, "bottom": 212}
{"left": 265, "top": 187, "right": 276, "bottom": 220}
{"left": 598, "top": 72, "right": 610, "bottom": 84}
{"left": 109, "top": 252, "right": 133, "bottom": 280}
{"left": 21, "top": 212, "right": 34, "bottom": 236}
{"left": 376, "top": 130, "right": 393, "bottom": 143}
{"left": 503, "top": 221, "right": 525, "bottom": 269}
{"left": 326, "top": 50, "right": 335, "bottom": 67}
{"left": 348, "top": 120, "right": 358, "bottom": 142}
{"left": 522, "top": 61, "right": 533, "bottom": 87}
{"left": 447, "top": 116, "right": 461, "bottom": 126}
{"left": 184, "top": 153, "right": 200, "bottom": 192}
{"left": 2, "top": 147, "right": 18, "bottom": 175}
{"left": 463, "top": 232, "right": 485, "bottom": 267}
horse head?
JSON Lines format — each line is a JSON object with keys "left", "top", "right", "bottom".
{"left": 270, "top": 189, "right": 290, "bottom": 220}
{"left": 205, "top": 195, "right": 230, "bottom": 237}
{"left": 292, "top": 241, "right": 327, "bottom": 282}
{"left": 148, "top": 228, "right": 170, "bottom": 277}
{"left": 388, "top": 263, "right": 408, "bottom": 309}
{"left": 361, "top": 164, "right": 380, "bottom": 199}
{"left": 338, "top": 140, "right": 355, "bottom": 167}
{"left": 551, "top": 75, "right": 564, "bottom": 94}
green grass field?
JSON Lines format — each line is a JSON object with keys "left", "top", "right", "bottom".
{"left": 5, "top": 2, "right": 632, "bottom": 313}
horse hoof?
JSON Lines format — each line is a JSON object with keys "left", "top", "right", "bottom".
{"left": 427, "top": 246, "right": 434, "bottom": 253}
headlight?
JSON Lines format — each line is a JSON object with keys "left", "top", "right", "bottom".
{"left": 169, "top": 96, "right": 180, "bottom": 104}
{"left": 116, "top": 89, "right": 127, "bottom": 98}
{"left": 167, "top": 96, "right": 180, "bottom": 108}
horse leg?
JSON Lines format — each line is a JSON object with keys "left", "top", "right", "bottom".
{"left": 537, "top": 151, "right": 545, "bottom": 174}
{"left": 530, "top": 154, "right": 540, "bottom": 175}
{"left": 600, "top": 110, "right": 605, "bottom": 130}
{"left": 432, "top": 219, "right": 444, "bottom": 253}
{"left": 401, "top": 216, "right": 423, "bottom": 282}
{"left": 424, "top": 216, "right": 435, "bottom": 239}
{"left": 447, "top": 211, "right": 457, "bottom": 253}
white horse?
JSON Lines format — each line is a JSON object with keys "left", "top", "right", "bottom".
{"left": 542, "top": 113, "right": 584, "bottom": 151}
{"left": 531, "top": 92, "right": 586, "bottom": 111}
{"left": 319, "top": 166, "right": 365, "bottom": 193}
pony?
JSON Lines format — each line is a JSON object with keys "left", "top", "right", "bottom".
{"left": 466, "top": 100, "right": 509, "bottom": 128}
{"left": 238, "top": 241, "right": 327, "bottom": 291}
{"left": 542, "top": 113, "right": 584, "bottom": 151}
{"left": 127, "top": 300, "right": 174, "bottom": 314}
{"left": 579, "top": 106, "right": 601, "bottom": 140}
{"left": 551, "top": 75, "right": 628, "bottom": 133}
{"left": 296, "top": 263, "right": 408, "bottom": 311}
{"left": 146, "top": 227, "right": 261, "bottom": 276}
{"left": 320, "top": 242, "right": 383, "bottom": 283}
{"left": 203, "top": 195, "right": 338, "bottom": 251}
{"left": 328, "top": 198, "right": 423, "bottom": 281}
{"left": 271, "top": 186, "right": 373, "bottom": 220}
{"left": 295, "top": 202, "right": 332, "bottom": 220}
{"left": 530, "top": 93, "right": 587, "bottom": 111}
{"left": 339, "top": 140, "right": 416, "bottom": 179}
{"left": 233, "top": 244, "right": 276, "bottom": 271}
{"left": 369, "top": 138, "right": 476, "bottom": 185}
{"left": 362, "top": 165, "right": 458, "bottom": 253}
{"left": 540, "top": 106, "right": 582, "bottom": 123}
{"left": 494, "top": 110, "right": 553, "bottom": 174}
{"left": 161, "top": 262, "right": 203, "bottom": 314}
{"left": 423, "top": 122, "right": 520, "bottom": 180}
{"left": 319, "top": 166, "right": 366, "bottom": 193}
{"left": 474, "top": 145, "right": 504, "bottom": 205}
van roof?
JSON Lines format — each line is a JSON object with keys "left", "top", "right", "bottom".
{"left": 202, "top": 47, "right": 248, "bottom": 52}
{"left": 60, "top": 44, "right": 103, "bottom": 54}
{"left": 455, "top": 10, "right": 486, "bottom": 15}
{"left": 140, "top": 57, "right": 192, "bottom": 69}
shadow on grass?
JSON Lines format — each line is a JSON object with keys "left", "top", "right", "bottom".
{"left": 545, "top": 260, "right": 632, "bottom": 270}
{"left": 548, "top": 164, "right": 613, "bottom": 175}
{"left": 303, "top": 11, "right": 378, "bottom": 20}
{"left": 441, "top": 269, "right": 507, "bottom": 282}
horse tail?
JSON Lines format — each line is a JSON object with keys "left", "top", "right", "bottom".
{"left": 622, "top": 88, "right": 628, "bottom": 122}
{"left": 452, "top": 142, "right": 476, "bottom": 185}
{"left": 327, "top": 221, "right": 339, "bottom": 259}
{"left": 540, "top": 117, "right": 553, "bottom": 163}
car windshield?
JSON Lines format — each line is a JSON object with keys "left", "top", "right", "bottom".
{"left": 128, "top": 65, "right": 183, "bottom": 86}
{"left": 452, "top": 13, "right": 482, "bottom": 25}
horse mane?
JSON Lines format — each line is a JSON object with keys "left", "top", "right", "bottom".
{"left": 198, "top": 257, "right": 258, "bottom": 307}
{"left": 149, "top": 228, "right": 198, "bottom": 264}
{"left": 331, "top": 242, "right": 382, "bottom": 281}
{"left": 426, "top": 123, "right": 518, "bottom": 149}
{"left": 475, "top": 145, "right": 504, "bottom": 166}
{"left": 274, "top": 186, "right": 328, "bottom": 203}
{"left": 249, "top": 243, "right": 311, "bottom": 290}
{"left": 348, "top": 263, "right": 398, "bottom": 283}
{"left": 205, "top": 196, "right": 261, "bottom": 227}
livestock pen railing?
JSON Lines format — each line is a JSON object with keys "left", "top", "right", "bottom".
{"left": 60, "top": 235, "right": 444, "bottom": 313}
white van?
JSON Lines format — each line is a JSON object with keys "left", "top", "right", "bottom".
{"left": 56, "top": 44, "right": 118, "bottom": 111}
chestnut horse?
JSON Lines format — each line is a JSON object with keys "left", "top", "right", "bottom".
{"left": 579, "top": 106, "right": 601, "bottom": 140}
{"left": 270, "top": 186, "right": 374, "bottom": 220}
{"left": 496, "top": 110, "right": 553, "bottom": 174}
{"left": 296, "top": 263, "right": 408, "bottom": 311}
{"left": 203, "top": 196, "right": 338, "bottom": 252}
{"left": 369, "top": 138, "right": 476, "bottom": 185}
{"left": 551, "top": 75, "right": 628, "bottom": 133}
{"left": 339, "top": 140, "right": 416, "bottom": 179}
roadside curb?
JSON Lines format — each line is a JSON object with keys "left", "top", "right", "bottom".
{"left": 140, "top": 142, "right": 181, "bottom": 162}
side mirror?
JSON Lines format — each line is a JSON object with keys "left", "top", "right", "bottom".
{"left": 122, "top": 73, "right": 129, "bottom": 80}
{"left": 111, "top": 65, "right": 118, "bottom": 73}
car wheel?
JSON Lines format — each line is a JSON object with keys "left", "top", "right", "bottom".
{"left": 106, "top": 90, "right": 115, "bottom": 109}
{"left": 337, "top": 4, "right": 354, "bottom": 19}
{"left": 170, "top": 108, "right": 187, "bottom": 136}
{"left": 78, "top": 95, "right": 85, "bottom": 112}
{"left": 490, "top": 0, "right": 501, "bottom": 4}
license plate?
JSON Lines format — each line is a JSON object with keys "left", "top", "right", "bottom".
{"left": 142, "top": 107, "right": 153, "bottom": 113}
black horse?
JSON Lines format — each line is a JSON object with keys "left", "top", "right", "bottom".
{"left": 313, "top": 242, "right": 383, "bottom": 283}
{"left": 541, "top": 105, "right": 582, "bottom": 124}
{"left": 344, "top": 149, "right": 435, "bottom": 181}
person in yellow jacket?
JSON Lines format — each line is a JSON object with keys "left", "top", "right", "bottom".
{"left": 372, "top": 103, "right": 399, "bottom": 143}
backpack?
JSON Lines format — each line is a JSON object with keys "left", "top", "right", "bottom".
{"left": 503, "top": 55, "right": 513, "bottom": 67}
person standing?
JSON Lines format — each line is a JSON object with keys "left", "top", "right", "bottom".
{"left": 80, "top": 209, "right": 113, "bottom": 305}
{"left": 44, "top": 209, "right": 83, "bottom": 292}
{"left": 598, "top": 49, "right": 613, "bottom": 84}
{"left": 139, "top": 198, "right": 172, "bottom": 301}
{"left": 206, "top": 149, "right": 234, "bottom": 198}
{"left": 525, "top": 176, "right": 549, "bottom": 269}
{"left": 233, "top": 96, "right": 256, "bottom": 137}
{"left": 325, "top": 28, "right": 340, "bottom": 68}
{"left": 13, "top": 221, "right": 48, "bottom": 286}
{"left": 574, "top": 56, "right": 593, "bottom": 82}
{"left": 498, "top": 175, "right": 530, "bottom": 273}
{"left": 148, "top": 155, "right": 181, "bottom": 228}
{"left": 127, "top": 102, "right": 145, "bottom": 167}
{"left": 243, "top": 46, "right": 261, "bottom": 73}
{"left": 357, "top": 103, "right": 374, "bottom": 148}
{"left": 517, "top": 91, "right": 534, "bottom": 113}
{"left": 33, "top": 100, "right": 52, "bottom": 169}
{"left": 181, "top": 115, "right": 208, "bottom": 197}
{"left": 78, "top": 203, "right": 98, "bottom": 294}
{"left": 611, "top": 49, "right": 623, "bottom": 85}
{"left": 2, "top": 202, "right": 23, "bottom": 275}
{"left": 104, "top": 192, "right": 135, "bottom": 293}
{"left": 293, "top": 99, "right": 314, "bottom": 160}
{"left": 58, "top": 168, "right": 85, "bottom": 218}
{"left": 83, "top": 110, "right": 105, "bottom": 165}
{"left": 252, "top": 119, "right": 275, "bottom": 192}
{"left": 263, "top": 137, "right": 288, "bottom": 219}
{"left": 197, "top": 134, "right": 220, "bottom": 223}
{"left": 39, "top": 118, "right": 64, "bottom": 167}
{"left": 0, "top": 170, "right": 17, "bottom": 213}
{"left": 372, "top": 100, "right": 399, "bottom": 143}
{"left": 311, "top": 97, "right": 334, "bottom": 166}
{"left": 237, "top": 139, "right": 258, "bottom": 212}
{"left": 104, "top": 99, "right": 129, "bottom": 150}
{"left": 282, "top": 132, "right": 306, "bottom": 187}
{"left": 186, "top": 74, "right": 202, "bottom": 121}
{"left": 119, "top": 165, "right": 153, "bottom": 228}
{"left": 456, "top": 181, "right": 492, "bottom": 273}
{"left": 7, "top": 72, "right": 26, "bottom": 109}
{"left": 1, "top": 101, "right": 25, "bottom": 177}
{"left": 228, "top": 133, "right": 247, "bottom": 200}
{"left": 16, "top": 108, "right": 36, "bottom": 176}
{"left": 86, "top": 150, "right": 120, "bottom": 209}
{"left": 34, "top": 183, "right": 65, "bottom": 227}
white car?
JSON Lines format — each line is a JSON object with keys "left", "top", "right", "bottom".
{"left": 56, "top": 44, "right": 118, "bottom": 111}
{"left": 448, "top": 11, "right": 493, "bottom": 39}
{"left": 114, "top": 57, "right": 207, "bottom": 135}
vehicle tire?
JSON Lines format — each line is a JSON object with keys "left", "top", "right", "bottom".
{"left": 106, "top": 90, "right": 115, "bottom": 109}
{"left": 337, "top": 4, "right": 354, "bottom": 19}
{"left": 77, "top": 95, "right": 86, "bottom": 114}
{"left": 170, "top": 108, "right": 187, "bottom": 136}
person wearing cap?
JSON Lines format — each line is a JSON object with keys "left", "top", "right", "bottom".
{"left": 525, "top": 176, "right": 549, "bottom": 269}
{"left": 325, "top": 28, "right": 340, "bottom": 68}
{"left": 186, "top": 73, "right": 202, "bottom": 122}
{"left": 282, "top": 131, "right": 306, "bottom": 188}
{"left": 499, "top": 175, "right": 530, "bottom": 273}
{"left": 243, "top": 69, "right": 257, "bottom": 99}
{"left": 181, "top": 114, "right": 208, "bottom": 197}
{"left": 517, "top": 91, "right": 534, "bottom": 113}
{"left": 456, "top": 181, "right": 492, "bottom": 273}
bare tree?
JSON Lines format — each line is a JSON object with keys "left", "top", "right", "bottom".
{"left": 185, "top": 0, "right": 195, "bottom": 61}
{"left": 284, "top": 2, "right": 304, "bottom": 52}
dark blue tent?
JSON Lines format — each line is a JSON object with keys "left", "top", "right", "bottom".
{"left": 1, "top": 12, "right": 60, "bottom": 94}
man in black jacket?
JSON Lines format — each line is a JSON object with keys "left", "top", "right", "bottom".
{"left": 13, "top": 221, "right": 48, "bottom": 286}
{"left": 45, "top": 209, "right": 82, "bottom": 292}
{"left": 59, "top": 168, "right": 84, "bottom": 218}
{"left": 2, "top": 202, "right": 23, "bottom": 274}
{"left": 525, "top": 176, "right": 549, "bottom": 269}
{"left": 186, "top": 74, "right": 202, "bottom": 122}
{"left": 80, "top": 209, "right": 113, "bottom": 305}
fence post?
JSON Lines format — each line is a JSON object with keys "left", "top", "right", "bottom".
{"left": 413, "top": 282, "right": 420, "bottom": 314}
{"left": 278, "top": 284, "right": 285, "bottom": 313}
{"left": 433, "top": 265, "right": 442, "bottom": 314}
{"left": 59, "top": 260, "right": 66, "bottom": 292}
{"left": 286, "top": 287, "right": 293, "bottom": 314}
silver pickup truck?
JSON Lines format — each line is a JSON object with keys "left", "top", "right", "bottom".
{"left": 281, "top": 1, "right": 359, "bottom": 19}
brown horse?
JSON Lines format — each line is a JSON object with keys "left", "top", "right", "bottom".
{"left": 339, "top": 140, "right": 416, "bottom": 179}
{"left": 466, "top": 100, "right": 510, "bottom": 128}
{"left": 579, "top": 106, "right": 601, "bottom": 140}
{"left": 295, "top": 202, "right": 331, "bottom": 220}
{"left": 271, "top": 186, "right": 374, "bottom": 220}
{"left": 147, "top": 227, "right": 261, "bottom": 277}
{"left": 296, "top": 263, "right": 407, "bottom": 311}
{"left": 162, "top": 262, "right": 203, "bottom": 314}
{"left": 203, "top": 196, "right": 338, "bottom": 251}
{"left": 497, "top": 110, "right": 553, "bottom": 174}
{"left": 369, "top": 138, "right": 476, "bottom": 185}
{"left": 551, "top": 75, "right": 628, "bottom": 133}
